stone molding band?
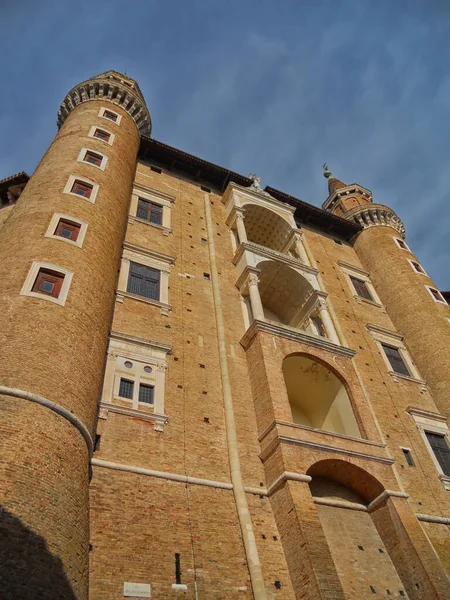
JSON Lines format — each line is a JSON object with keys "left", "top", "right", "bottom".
{"left": 344, "top": 204, "right": 406, "bottom": 238}
{"left": 416, "top": 514, "right": 450, "bottom": 525}
{"left": 0, "top": 385, "right": 93, "bottom": 455}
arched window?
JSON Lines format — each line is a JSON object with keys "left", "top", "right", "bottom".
{"left": 282, "top": 354, "right": 361, "bottom": 437}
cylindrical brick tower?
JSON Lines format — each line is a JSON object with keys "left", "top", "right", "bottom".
{"left": 322, "top": 167, "right": 450, "bottom": 417}
{"left": 0, "top": 71, "right": 150, "bottom": 598}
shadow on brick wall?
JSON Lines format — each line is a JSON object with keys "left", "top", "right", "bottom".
{"left": 0, "top": 506, "right": 77, "bottom": 599}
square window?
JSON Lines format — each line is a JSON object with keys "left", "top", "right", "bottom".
{"left": 127, "top": 262, "right": 161, "bottom": 301}
{"left": 425, "top": 432, "right": 450, "bottom": 476}
{"left": 411, "top": 261, "right": 425, "bottom": 274}
{"left": 395, "top": 238, "right": 408, "bottom": 250}
{"left": 139, "top": 383, "right": 154, "bottom": 404}
{"left": 381, "top": 343, "right": 411, "bottom": 377}
{"left": 350, "top": 276, "right": 374, "bottom": 301}
{"left": 136, "top": 198, "right": 163, "bottom": 225}
{"left": 71, "top": 180, "right": 93, "bottom": 198}
{"left": 93, "top": 128, "right": 111, "bottom": 142}
{"left": 84, "top": 151, "right": 103, "bottom": 167}
{"left": 119, "top": 378, "right": 134, "bottom": 399}
{"left": 31, "top": 268, "right": 64, "bottom": 298}
{"left": 103, "top": 109, "right": 118, "bottom": 122}
{"left": 55, "top": 218, "right": 81, "bottom": 242}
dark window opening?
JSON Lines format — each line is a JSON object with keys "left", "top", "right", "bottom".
{"left": 32, "top": 268, "right": 64, "bottom": 298}
{"left": 55, "top": 218, "right": 81, "bottom": 242}
{"left": 429, "top": 287, "right": 444, "bottom": 302}
{"left": 94, "top": 434, "right": 101, "bottom": 452}
{"left": 103, "top": 109, "right": 118, "bottom": 122}
{"left": 425, "top": 432, "right": 450, "bottom": 476}
{"left": 127, "top": 262, "right": 161, "bottom": 301}
{"left": 139, "top": 383, "right": 154, "bottom": 405}
{"left": 350, "top": 276, "right": 374, "bottom": 301}
{"left": 84, "top": 151, "right": 103, "bottom": 167}
{"left": 93, "top": 128, "right": 110, "bottom": 142}
{"left": 137, "top": 198, "right": 163, "bottom": 225}
{"left": 119, "top": 378, "right": 134, "bottom": 399}
{"left": 71, "top": 180, "right": 93, "bottom": 198}
{"left": 396, "top": 238, "right": 407, "bottom": 249}
{"left": 381, "top": 343, "right": 411, "bottom": 377}
{"left": 201, "top": 186, "right": 211, "bottom": 193}
{"left": 150, "top": 165, "right": 162, "bottom": 174}
{"left": 175, "top": 553, "right": 181, "bottom": 584}
{"left": 411, "top": 261, "right": 424, "bottom": 274}
{"left": 402, "top": 448, "right": 415, "bottom": 466}
{"left": 333, "top": 239, "right": 343, "bottom": 245}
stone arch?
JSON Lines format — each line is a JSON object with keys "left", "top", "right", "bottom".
{"left": 282, "top": 354, "right": 362, "bottom": 437}
{"left": 257, "top": 261, "right": 315, "bottom": 327}
{"left": 243, "top": 203, "right": 293, "bottom": 252}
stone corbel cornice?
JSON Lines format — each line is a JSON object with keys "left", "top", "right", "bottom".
{"left": 345, "top": 204, "right": 406, "bottom": 238}
{"left": 57, "top": 74, "right": 151, "bottom": 135}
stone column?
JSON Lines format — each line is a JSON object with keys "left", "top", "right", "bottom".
{"left": 235, "top": 212, "right": 248, "bottom": 244}
{"left": 248, "top": 273, "right": 265, "bottom": 321}
{"left": 294, "top": 232, "right": 310, "bottom": 265}
{"left": 318, "top": 298, "right": 340, "bottom": 345}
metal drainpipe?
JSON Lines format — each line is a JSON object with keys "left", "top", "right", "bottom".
{"left": 203, "top": 193, "right": 268, "bottom": 600}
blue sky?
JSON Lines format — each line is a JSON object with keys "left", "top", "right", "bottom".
{"left": 1, "top": 1, "right": 449, "bottom": 287}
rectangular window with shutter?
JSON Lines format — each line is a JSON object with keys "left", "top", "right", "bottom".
{"left": 425, "top": 432, "right": 450, "bottom": 476}
{"left": 127, "top": 262, "right": 160, "bottom": 301}
{"left": 381, "top": 343, "right": 411, "bottom": 376}
{"left": 350, "top": 276, "right": 374, "bottom": 301}
{"left": 137, "top": 198, "right": 163, "bottom": 225}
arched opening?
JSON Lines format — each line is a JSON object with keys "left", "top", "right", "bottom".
{"left": 243, "top": 204, "right": 292, "bottom": 252}
{"left": 282, "top": 355, "right": 361, "bottom": 437}
{"left": 257, "top": 261, "right": 314, "bottom": 327}
{"left": 306, "top": 461, "right": 409, "bottom": 599}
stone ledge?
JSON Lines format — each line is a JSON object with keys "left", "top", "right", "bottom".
{"left": 240, "top": 319, "right": 355, "bottom": 357}
{"left": 99, "top": 401, "right": 168, "bottom": 431}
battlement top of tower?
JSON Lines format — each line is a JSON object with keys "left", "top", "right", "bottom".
{"left": 57, "top": 70, "right": 151, "bottom": 136}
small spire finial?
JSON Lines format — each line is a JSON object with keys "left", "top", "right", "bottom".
{"left": 323, "top": 163, "right": 332, "bottom": 179}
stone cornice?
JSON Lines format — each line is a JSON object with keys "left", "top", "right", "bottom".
{"left": 240, "top": 319, "right": 356, "bottom": 357}
{"left": 344, "top": 204, "right": 406, "bottom": 238}
{"left": 233, "top": 241, "right": 318, "bottom": 275}
{"left": 406, "top": 406, "right": 448, "bottom": 423}
{"left": 366, "top": 323, "right": 404, "bottom": 341}
{"left": 123, "top": 241, "right": 176, "bottom": 264}
{"left": 132, "top": 182, "right": 176, "bottom": 203}
{"left": 57, "top": 72, "right": 151, "bottom": 136}
{"left": 110, "top": 331, "right": 172, "bottom": 354}
{"left": 223, "top": 182, "right": 296, "bottom": 215}
{"left": 338, "top": 260, "right": 370, "bottom": 277}
{"left": 99, "top": 401, "right": 168, "bottom": 429}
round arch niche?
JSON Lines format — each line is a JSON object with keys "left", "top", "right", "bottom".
{"left": 243, "top": 203, "right": 292, "bottom": 252}
{"left": 282, "top": 354, "right": 361, "bottom": 437}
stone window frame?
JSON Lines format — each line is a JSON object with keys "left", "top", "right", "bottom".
{"left": 63, "top": 174, "right": 99, "bottom": 204}
{"left": 366, "top": 323, "right": 424, "bottom": 385}
{"left": 20, "top": 261, "right": 73, "bottom": 306}
{"left": 101, "top": 331, "right": 171, "bottom": 430}
{"left": 338, "top": 261, "right": 383, "bottom": 307}
{"left": 393, "top": 237, "right": 410, "bottom": 251}
{"left": 406, "top": 407, "right": 450, "bottom": 490}
{"left": 425, "top": 285, "right": 447, "bottom": 305}
{"left": 116, "top": 241, "right": 175, "bottom": 315}
{"left": 408, "top": 259, "right": 427, "bottom": 276}
{"left": 88, "top": 125, "right": 115, "bottom": 146}
{"left": 44, "top": 213, "right": 88, "bottom": 248}
{"left": 77, "top": 147, "right": 108, "bottom": 171}
{"left": 98, "top": 106, "right": 122, "bottom": 126}
{"left": 128, "top": 182, "right": 175, "bottom": 236}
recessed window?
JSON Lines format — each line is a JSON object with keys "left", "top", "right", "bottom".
{"left": 150, "top": 165, "right": 162, "bottom": 174}
{"left": 201, "top": 186, "right": 211, "bottom": 193}
{"left": 124, "top": 361, "right": 133, "bottom": 369}
{"left": 381, "top": 343, "right": 410, "bottom": 376}
{"left": 93, "top": 128, "right": 111, "bottom": 142}
{"left": 137, "top": 198, "right": 163, "bottom": 225}
{"left": 427, "top": 286, "right": 446, "bottom": 303}
{"left": 425, "top": 432, "right": 450, "bottom": 476}
{"left": 394, "top": 238, "right": 409, "bottom": 250}
{"left": 103, "top": 109, "right": 118, "bottom": 122}
{"left": 410, "top": 260, "right": 425, "bottom": 274}
{"left": 127, "top": 262, "right": 160, "bottom": 301}
{"left": 71, "top": 180, "right": 93, "bottom": 198}
{"left": 139, "top": 383, "right": 154, "bottom": 404}
{"left": 119, "top": 378, "right": 134, "bottom": 399}
{"left": 333, "top": 239, "right": 343, "bottom": 245}
{"left": 84, "top": 150, "right": 103, "bottom": 167}
{"left": 350, "top": 276, "right": 374, "bottom": 301}
{"left": 32, "top": 268, "right": 65, "bottom": 298}
{"left": 402, "top": 448, "right": 415, "bottom": 466}
{"left": 144, "top": 366, "right": 153, "bottom": 373}
{"left": 55, "top": 218, "right": 81, "bottom": 241}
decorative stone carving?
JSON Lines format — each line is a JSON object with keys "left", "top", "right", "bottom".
{"left": 345, "top": 204, "right": 406, "bottom": 238}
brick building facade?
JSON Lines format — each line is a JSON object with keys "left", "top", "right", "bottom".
{"left": 0, "top": 71, "right": 449, "bottom": 599}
